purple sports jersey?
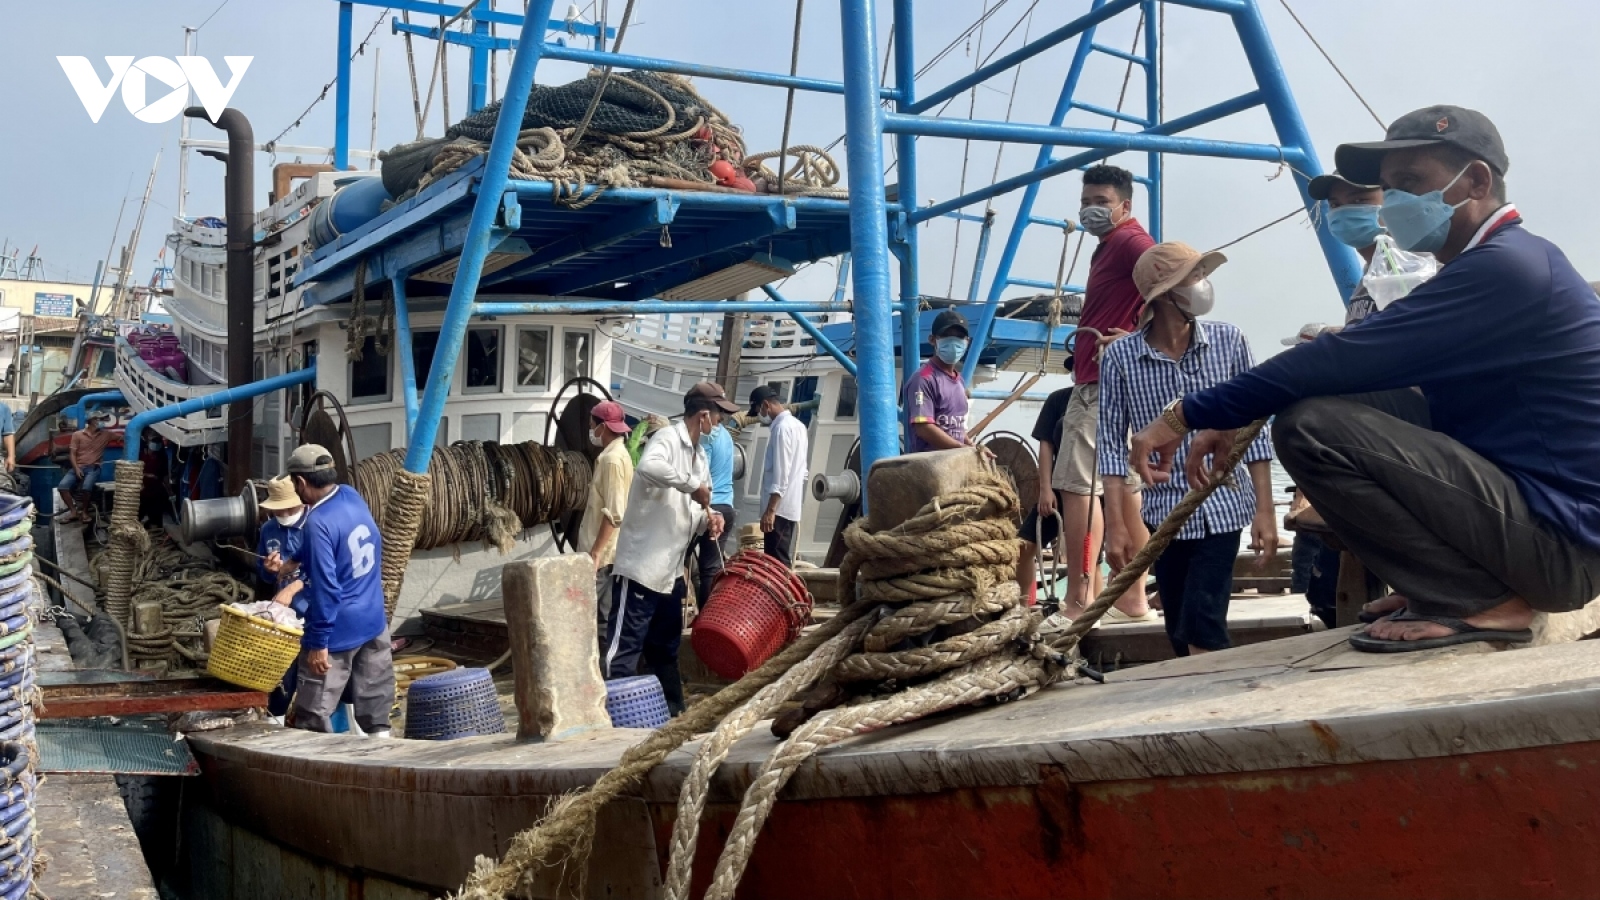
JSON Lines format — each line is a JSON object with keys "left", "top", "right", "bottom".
{"left": 902, "top": 362, "right": 969, "bottom": 452}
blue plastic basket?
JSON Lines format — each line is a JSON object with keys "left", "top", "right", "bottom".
{"left": 404, "top": 667, "right": 506, "bottom": 740}
{"left": 604, "top": 675, "right": 671, "bottom": 729}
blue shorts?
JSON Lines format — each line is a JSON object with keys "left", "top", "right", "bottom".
{"left": 1149, "top": 529, "right": 1239, "bottom": 655}
{"left": 59, "top": 466, "right": 100, "bottom": 493}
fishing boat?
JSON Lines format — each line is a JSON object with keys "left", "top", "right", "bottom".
{"left": 43, "top": 0, "right": 1600, "bottom": 897}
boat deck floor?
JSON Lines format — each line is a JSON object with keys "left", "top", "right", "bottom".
{"left": 36, "top": 502, "right": 161, "bottom": 898}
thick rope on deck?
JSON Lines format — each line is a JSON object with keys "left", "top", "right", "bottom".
{"left": 379, "top": 469, "right": 431, "bottom": 620}
{"left": 91, "top": 526, "right": 253, "bottom": 669}
{"left": 449, "top": 424, "right": 1267, "bottom": 900}
{"left": 103, "top": 460, "right": 148, "bottom": 625}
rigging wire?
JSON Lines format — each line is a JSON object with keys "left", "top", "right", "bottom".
{"left": 416, "top": 0, "right": 483, "bottom": 138}
{"left": 777, "top": 0, "right": 807, "bottom": 195}
{"left": 195, "top": 0, "right": 233, "bottom": 32}
{"left": 1207, "top": 207, "right": 1304, "bottom": 254}
{"left": 264, "top": 8, "right": 391, "bottom": 152}
{"left": 1275, "top": 0, "right": 1385, "bottom": 131}
{"left": 402, "top": 11, "right": 425, "bottom": 136}
{"left": 945, "top": 0, "right": 996, "bottom": 297}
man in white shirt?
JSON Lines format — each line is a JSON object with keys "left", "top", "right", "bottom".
{"left": 603, "top": 382, "right": 735, "bottom": 714}
{"left": 749, "top": 386, "right": 808, "bottom": 565}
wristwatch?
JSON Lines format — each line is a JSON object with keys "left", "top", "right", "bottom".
{"left": 1160, "top": 398, "right": 1191, "bottom": 437}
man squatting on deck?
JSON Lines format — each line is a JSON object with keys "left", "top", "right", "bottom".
{"left": 1098, "top": 242, "right": 1278, "bottom": 656}
{"left": 284, "top": 444, "right": 397, "bottom": 733}
{"left": 1132, "top": 105, "right": 1600, "bottom": 653}
{"left": 603, "top": 383, "right": 736, "bottom": 714}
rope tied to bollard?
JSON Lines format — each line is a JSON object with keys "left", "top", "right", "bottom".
{"left": 448, "top": 422, "right": 1266, "bottom": 900}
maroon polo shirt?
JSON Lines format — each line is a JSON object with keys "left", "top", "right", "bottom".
{"left": 1073, "top": 217, "right": 1155, "bottom": 384}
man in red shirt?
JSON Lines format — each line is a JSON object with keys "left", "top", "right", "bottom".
{"left": 1054, "top": 165, "right": 1155, "bottom": 620}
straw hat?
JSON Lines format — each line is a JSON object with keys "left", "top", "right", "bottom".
{"left": 259, "top": 476, "right": 302, "bottom": 512}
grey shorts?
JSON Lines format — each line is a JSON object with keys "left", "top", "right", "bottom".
{"left": 1053, "top": 383, "right": 1141, "bottom": 496}
{"left": 291, "top": 630, "right": 395, "bottom": 735}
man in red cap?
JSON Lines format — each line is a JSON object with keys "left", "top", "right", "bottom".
{"left": 578, "top": 400, "right": 635, "bottom": 639}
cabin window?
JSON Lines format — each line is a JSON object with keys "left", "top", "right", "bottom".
{"left": 514, "top": 327, "right": 550, "bottom": 392}
{"left": 462, "top": 413, "right": 501, "bottom": 444}
{"left": 93, "top": 348, "right": 116, "bottom": 382}
{"left": 349, "top": 336, "right": 390, "bottom": 403}
{"left": 351, "top": 422, "right": 393, "bottom": 459}
{"left": 562, "top": 329, "right": 593, "bottom": 384}
{"left": 765, "top": 380, "right": 792, "bottom": 403}
{"left": 653, "top": 365, "right": 676, "bottom": 389}
{"left": 411, "top": 330, "right": 441, "bottom": 394}
{"left": 626, "top": 354, "right": 651, "bottom": 381}
{"left": 835, "top": 374, "right": 858, "bottom": 420}
{"left": 464, "top": 326, "right": 502, "bottom": 393}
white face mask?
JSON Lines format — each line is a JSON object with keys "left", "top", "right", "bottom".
{"left": 588, "top": 427, "right": 604, "bottom": 447}
{"left": 1171, "top": 278, "right": 1215, "bottom": 317}
{"left": 759, "top": 413, "right": 773, "bottom": 426}
{"left": 274, "top": 510, "right": 304, "bottom": 528}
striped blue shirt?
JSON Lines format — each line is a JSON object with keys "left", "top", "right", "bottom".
{"left": 1097, "top": 320, "right": 1273, "bottom": 539}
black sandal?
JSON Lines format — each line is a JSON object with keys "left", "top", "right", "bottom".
{"left": 1348, "top": 610, "right": 1532, "bottom": 653}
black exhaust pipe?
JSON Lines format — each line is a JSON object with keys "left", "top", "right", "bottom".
{"left": 186, "top": 106, "right": 255, "bottom": 495}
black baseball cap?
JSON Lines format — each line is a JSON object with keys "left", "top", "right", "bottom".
{"left": 931, "top": 308, "right": 969, "bottom": 338}
{"left": 1307, "top": 169, "right": 1379, "bottom": 202}
{"left": 1334, "top": 105, "right": 1509, "bottom": 186}
{"left": 748, "top": 385, "right": 779, "bottom": 416}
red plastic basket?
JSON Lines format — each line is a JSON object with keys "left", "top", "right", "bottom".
{"left": 691, "top": 550, "right": 813, "bottom": 680}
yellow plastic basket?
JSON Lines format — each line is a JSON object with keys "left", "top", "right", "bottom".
{"left": 207, "top": 605, "right": 304, "bottom": 692}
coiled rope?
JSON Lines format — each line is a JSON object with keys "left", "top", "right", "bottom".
{"left": 357, "top": 440, "right": 591, "bottom": 619}
{"left": 449, "top": 423, "right": 1266, "bottom": 900}
{"left": 91, "top": 525, "right": 253, "bottom": 669}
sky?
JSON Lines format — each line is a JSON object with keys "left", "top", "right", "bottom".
{"left": 4, "top": 0, "right": 1600, "bottom": 382}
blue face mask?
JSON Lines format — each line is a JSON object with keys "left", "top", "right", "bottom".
{"left": 1379, "top": 165, "right": 1472, "bottom": 254}
{"left": 1327, "top": 204, "right": 1383, "bottom": 249}
{"left": 935, "top": 337, "right": 969, "bottom": 366}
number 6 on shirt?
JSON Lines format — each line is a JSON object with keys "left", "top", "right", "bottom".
{"left": 348, "top": 525, "right": 376, "bottom": 578}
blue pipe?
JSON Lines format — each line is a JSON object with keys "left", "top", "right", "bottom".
{"left": 911, "top": 89, "right": 1266, "bottom": 224}
{"left": 1144, "top": 0, "right": 1163, "bottom": 241}
{"left": 472, "top": 300, "right": 850, "bottom": 316}
{"left": 830, "top": 253, "right": 852, "bottom": 304}
{"left": 334, "top": 2, "right": 353, "bottom": 170}
{"left": 122, "top": 365, "right": 317, "bottom": 462}
{"left": 970, "top": 1, "right": 1103, "bottom": 385}
{"left": 65, "top": 391, "right": 125, "bottom": 428}
{"left": 760, "top": 286, "right": 857, "bottom": 377}
{"left": 406, "top": 0, "right": 560, "bottom": 474}
{"left": 958, "top": 210, "right": 1000, "bottom": 385}
{"left": 971, "top": 389, "right": 1052, "bottom": 402}
{"left": 468, "top": 17, "right": 490, "bottom": 113}
{"left": 538, "top": 44, "right": 900, "bottom": 100}
{"left": 838, "top": 0, "right": 899, "bottom": 489}
{"left": 885, "top": 113, "right": 1296, "bottom": 163}
{"left": 1228, "top": 0, "right": 1362, "bottom": 301}
{"left": 909, "top": 0, "right": 1139, "bottom": 113}
{"left": 392, "top": 274, "right": 419, "bottom": 443}
{"left": 892, "top": 0, "right": 921, "bottom": 386}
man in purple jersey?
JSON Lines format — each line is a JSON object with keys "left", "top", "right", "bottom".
{"left": 285, "top": 444, "right": 396, "bottom": 734}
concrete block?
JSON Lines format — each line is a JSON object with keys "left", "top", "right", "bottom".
{"left": 502, "top": 555, "right": 612, "bottom": 741}
{"left": 1528, "top": 595, "right": 1600, "bottom": 647}
{"left": 865, "top": 447, "right": 991, "bottom": 532}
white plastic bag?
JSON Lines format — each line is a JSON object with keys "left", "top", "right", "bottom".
{"left": 1362, "top": 234, "right": 1437, "bottom": 310}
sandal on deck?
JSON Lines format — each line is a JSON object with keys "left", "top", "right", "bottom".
{"left": 1347, "top": 610, "right": 1532, "bottom": 654}
{"left": 1102, "top": 607, "right": 1158, "bottom": 624}
{"left": 1358, "top": 597, "right": 1408, "bottom": 625}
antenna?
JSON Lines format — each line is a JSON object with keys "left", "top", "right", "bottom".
{"left": 18, "top": 247, "right": 43, "bottom": 281}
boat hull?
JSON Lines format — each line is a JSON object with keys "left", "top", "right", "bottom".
{"left": 181, "top": 629, "right": 1600, "bottom": 899}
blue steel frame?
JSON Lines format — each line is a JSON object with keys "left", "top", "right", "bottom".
{"left": 322, "top": 0, "right": 1360, "bottom": 485}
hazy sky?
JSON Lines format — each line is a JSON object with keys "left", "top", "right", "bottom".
{"left": 5, "top": 0, "right": 1598, "bottom": 368}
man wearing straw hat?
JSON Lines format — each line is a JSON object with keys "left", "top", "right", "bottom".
{"left": 258, "top": 475, "right": 311, "bottom": 722}
{"left": 285, "top": 444, "right": 395, "bottom": 735}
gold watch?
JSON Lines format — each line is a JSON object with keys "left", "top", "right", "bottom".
{"left": 1161, "top": 398, "right": 1191, "bottom": 437}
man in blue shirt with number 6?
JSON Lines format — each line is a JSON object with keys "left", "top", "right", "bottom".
{"left": 286, "top": 444, "right": 395, "bottom": 735}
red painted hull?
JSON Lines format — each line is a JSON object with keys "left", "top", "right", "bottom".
{"left": 664, "top": 742, "right": 1600, "bottom": 900}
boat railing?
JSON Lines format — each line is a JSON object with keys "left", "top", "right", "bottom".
{"left": 111, "top": 338, "right": 229, "bottom": 447}
{"left": 626, "top": 313, "right": 824, "bottom": 360}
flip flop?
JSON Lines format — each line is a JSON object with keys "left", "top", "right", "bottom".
{"left": 1358, "top": 599, "right": 1408, "bottom": 624}
{"left": 1347, "top": 610, "right": 1532, "bottom": 654}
